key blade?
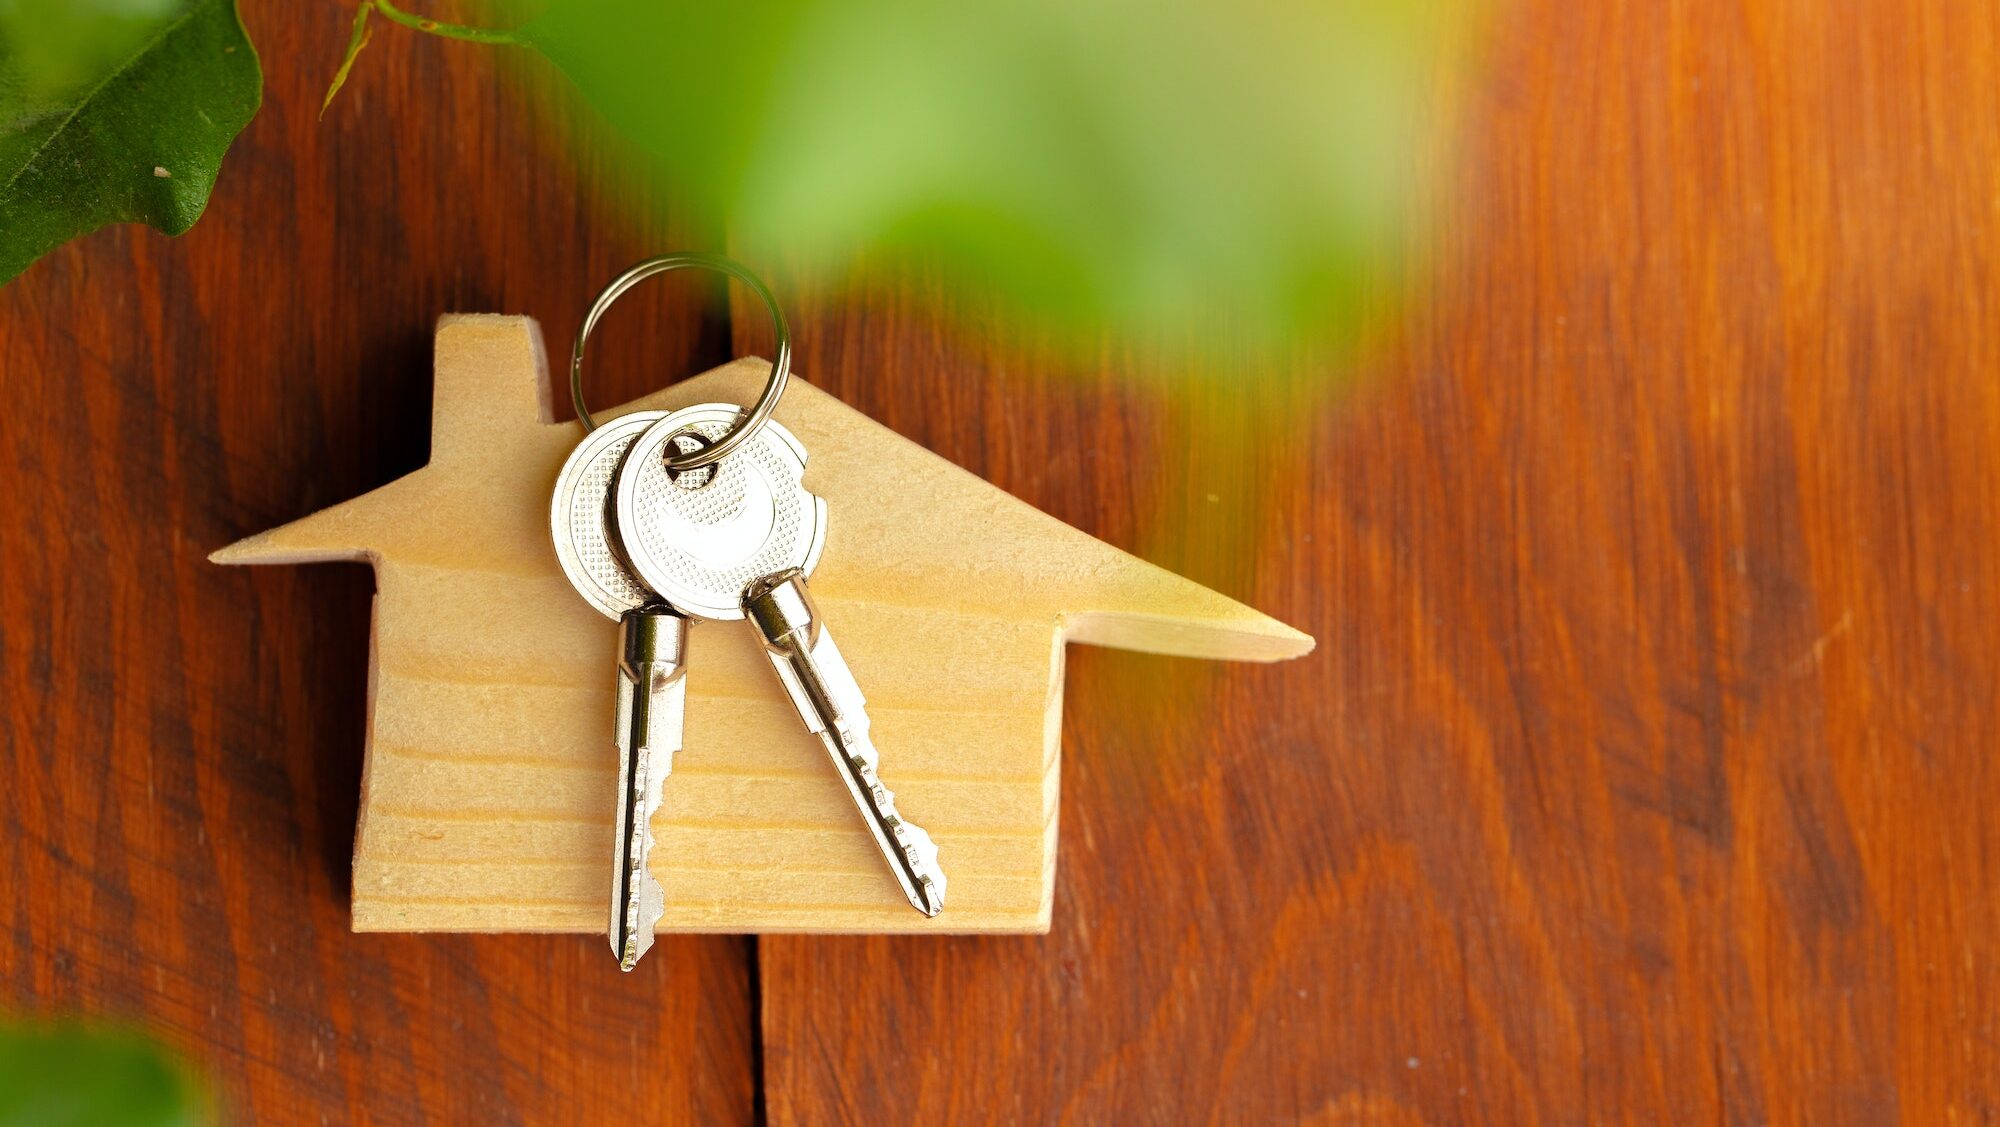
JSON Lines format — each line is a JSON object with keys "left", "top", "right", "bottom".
{"left": 611, "top": 609, "right": 688, "bottom": 970}
{"left": 745, "top": 572, "right": 948, "bottom": 917}
{"left": 844, "top": 728, "right": 946, "bottom": 916}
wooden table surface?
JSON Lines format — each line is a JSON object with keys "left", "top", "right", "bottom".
{"left": 5, "top": 1, "right": 1998, "bottom": 1122}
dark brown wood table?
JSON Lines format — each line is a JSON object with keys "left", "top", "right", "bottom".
{"left": 5, "top": 1, "right": 1998, "bottom": 1122}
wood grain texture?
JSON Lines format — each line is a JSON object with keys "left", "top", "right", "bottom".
{"left": 0, "top": 3, "right": 757, "bottom": 1124}
{"left": 3, "top": 0, "right": 1998, "bottom": 1122}
{"left": 739, "top": 0, "right": 2000, "bottom": 1123}
{"left": 210, "top": 318, "right": 1307, "bottom": 934}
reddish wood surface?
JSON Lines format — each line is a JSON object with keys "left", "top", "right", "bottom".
{"left": 6, "top": 0, "right": 2000, "bottom": 1123}
{"left": 0, "top": 5, "right": 754, "bottom": 1124}
{"left": 741, "top": 0, "right": 2000, "bottom": 1123}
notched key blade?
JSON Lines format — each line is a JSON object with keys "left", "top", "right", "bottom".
{"left": 898, "top": 820, "right": 946, "bottom": 917}
{"left": 745, "top": 571, "right": 949, "bottom": 917}
{"left": 611, "top": 609, "right": 688, "bottom": 970}
{"left": 613, "top": 737, "right": 669, "bottom": 971}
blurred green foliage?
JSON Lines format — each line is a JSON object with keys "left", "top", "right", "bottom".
{"left": 0, "top": 1022, "right": 202, "bottom": 1127}
{"left": 0, "top": 0, "right": 261, "bottom": 284}
{"left": 345, "top": 0, "right": 1452, "bottom": 357}
{"left": 0, "top": 0, "right": 181, "bottom": 103}
{"left": 3, "top": 0, "right": 1454, "bottom": 361}
{"left": 533, "top": 1, "right": 1430, "bottom": 345}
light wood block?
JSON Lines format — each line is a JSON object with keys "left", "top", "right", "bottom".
{"left": 212, "top": 315, "right": 1313, "bottom": 933}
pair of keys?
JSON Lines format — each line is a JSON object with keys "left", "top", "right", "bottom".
{"left": 549, "top": 257, "right": 946, "bottom": 971}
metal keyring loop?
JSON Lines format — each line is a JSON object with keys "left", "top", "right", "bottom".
{"left": 570, "top": 252, "right": 791, "bottom": 472}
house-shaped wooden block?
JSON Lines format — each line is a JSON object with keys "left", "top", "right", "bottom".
{"left": 213, "top": 315, "right": 1313, "bottom": 933}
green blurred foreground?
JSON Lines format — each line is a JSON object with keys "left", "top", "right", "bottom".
{"left": 502, "top": 0, "right": 1445, "bottom": 349}
{"left": 4, "top": 0, "right": 1459, "bottom": 359}
{"left": 0, "top": 1022, "right": 202, "bottom": 1127}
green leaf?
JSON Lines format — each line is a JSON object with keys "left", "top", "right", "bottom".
{"left": 0, "top": 1022, "right": 202, "bottom": 1127}
{"left": 0, "top": 0, "right": 262, "bottom": 285}
{"left": 326, "top": 0, "right": 1452, "bottom": 356}
{"left": 321, "top": 1, "right": 376, "bottom": 120}
{"left": 516, "top": 0, "right": 1444, "bottom": 351}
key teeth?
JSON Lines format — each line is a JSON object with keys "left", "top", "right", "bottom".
{"left": 856, "top": 759, "right": 949, "bottom": 915}
{"left": 637, "top": 745, "right": 670, "bottom": 965}
{"left": 615, "top": 740, "right": 671, "bottom": 972}
{"left": 746, "top": 585, "right": 946, "bottom": 919}
{"left": 901, "top": 823, "right": 947, "bottom": 914}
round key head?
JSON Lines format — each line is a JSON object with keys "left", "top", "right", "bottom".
{"left": 615, "top": 403, "right": 827, "bottom": 621}
{"left": 550, "top": 410, "right": 668, "bottom": 620}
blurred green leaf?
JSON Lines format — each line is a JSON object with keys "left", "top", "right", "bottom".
{"left": 333, "top": 0, "right": 1448, "bottom": 356}
{"left": 0, "top": 0, "right": 262, "bottom": 285}
{"left": 0, "top": 1022, "right": 202, "bottom": 1127}
{"left": 517, "top": 0, "right": 1440, "bottom": 349}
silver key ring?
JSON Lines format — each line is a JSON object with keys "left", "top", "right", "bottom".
{"left": 570, "top": 252, "right": 792, "bottom": 473}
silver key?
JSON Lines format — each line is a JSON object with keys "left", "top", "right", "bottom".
{"left": 744, "top": 570, "right": 945, "bottom": 915}
{"left": 616, "top": 405, "right": 947, "bottom": 917}
{"left": 608, "top": 609, "right": 686, "bottom": 969}
{"left": 614, "top": 404, "right": 826, "bottom": 621}
{"left": 550, "top": 411, "right": 689, "bottom": 969}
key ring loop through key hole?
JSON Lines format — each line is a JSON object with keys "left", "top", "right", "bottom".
{"left": 570, "top": 252, "right": 792, "bottom": 474}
